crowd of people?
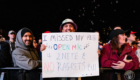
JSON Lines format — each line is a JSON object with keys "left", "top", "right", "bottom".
{"left": 0, "top": 18, "right": 140, "bottom": 80}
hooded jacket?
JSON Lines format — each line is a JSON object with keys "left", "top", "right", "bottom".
{"left": 12, "top": 28, "right": 41, "bottom": 70}
{"left": 100, "top": 43, "right": 139, "bottom": 71}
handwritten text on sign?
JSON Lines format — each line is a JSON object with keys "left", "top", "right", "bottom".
{"left": 42, "top": 33, "right": 99, "bottom": 78}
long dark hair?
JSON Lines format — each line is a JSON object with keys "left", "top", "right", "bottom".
{"left": 111, "top": 35, "right": 126, "bottom": 53}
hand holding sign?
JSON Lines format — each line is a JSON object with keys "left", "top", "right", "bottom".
{"left": 40, "top": 44, "right": 47, "bottom": 52}
{"left": 97, "top": 50, "right": 101, "bottom": 57}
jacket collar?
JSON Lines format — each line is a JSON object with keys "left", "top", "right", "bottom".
{"left": 109, "top": 43, "right": 132, "bottom": 57}
{"left": 120, "top": 44, "right": 131, "bottom": 57}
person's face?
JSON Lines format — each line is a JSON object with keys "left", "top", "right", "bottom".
{"left": 33, "top": 40, "right": 36, "bottom": 44}
{"left": 127, "top": 34, "right": 136, "bottom": 42}
{"left": 38, "top": 39, "right": 42, "bottom": 44}
{"left": 137, "top": 41, "right": 140, "bottom": 47}
{"left": 118, "top": 33, "right": 126, "bottom": 46}
{"left": 8, "top": 33, "right": 16, "bottom": 39}
{"left": 103, "top": 43, "right": 106, "bottom": 46}
{"left": 22, "top": 32, "right": 33, "bottom": 47}
{"left": 33, "top": 40, "right": 37, "bottom": 48}
{"left": 99, "top": 41, "right": 103, "bottom": 45}
{"left": 62, "top": 23, "right": 75, "bottom": 32}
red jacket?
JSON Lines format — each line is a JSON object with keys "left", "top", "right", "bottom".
{"left": 126, "top": 43, "right": 137, "bottom": 52}
{"left": 100, "top": 43, "right": 139, "bottom": 71}
{"left": 132, "top": 46, "right": 137, "bottom": 52}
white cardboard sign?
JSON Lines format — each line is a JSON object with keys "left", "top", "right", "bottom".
{"left": 42, "top": 32, "right": 99, "bottom": 78}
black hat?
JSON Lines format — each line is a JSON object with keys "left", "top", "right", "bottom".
{"left": 109, "top": 29, "right": 128, "bottom": 40}
{"left": 21, "top": 28, "right": 32, "bottom": 37}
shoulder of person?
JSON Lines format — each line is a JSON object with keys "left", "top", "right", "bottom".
{"left": 101, "top": 44, "right": 111, "bottom": 53}
{"left": 125, "top": 43, "right": 130, "bottom": 46}
{"left": 124, "top": 43, "right": 132, "bottom": 49}
{"left": 103, "top": 44, "right": 110, "bottom": 49}
{"left": 0, "top": 42, "right": 10, "bottom": 47}
{"left": 5, "top": 40, "right": 9, "bottom": 43}
{"left": 12, "top": 48, "right": 28, "bottom": 55}
{"left": 123, "top": 44, "right": 135, "bottom": 54}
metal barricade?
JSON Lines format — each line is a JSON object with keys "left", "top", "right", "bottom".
{"left": 0, "top": 67, "right": 140, "bottom": 80}
{"left": 0, "top": 67, "right": 42, "bottom": 80}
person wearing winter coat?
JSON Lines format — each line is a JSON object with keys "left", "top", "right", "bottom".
{"left": 100, "top": 29, "right": 139, "bottom": 80}
{"left": 0, "top": 28, "right": 13, "bottom": 67}
{"left": 12, "top": 28, "right": 41, "bottom": 70}
{"left": 101, "top": 29, "right": 139, "bottom": 70}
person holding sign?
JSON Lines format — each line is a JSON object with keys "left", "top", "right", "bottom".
{"left": 41, "top": 19, "right": 101, "bottom": 55}
{"left": 41, "top": 18, "right": 78, "bottom": 80}
{"left": 41, "top": 19, "right": 100, "bottom": 80}
{"left": 59, "top": 19, "right": 77, "bottom": 80}
{"left": 100, "top": 29, "right": 139, "bottom": 79}
{"left": 41, "top": 18, "right": 78, "bottom": 52}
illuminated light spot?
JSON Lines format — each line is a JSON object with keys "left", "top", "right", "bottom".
{"left": 83, "top": 7, "right": 85, "bottom": 10}
{"left": 97, "top": 4, "right": 100, "bottom": 7}
{"left": 90, "top": 28, "right": 92, "bottom": 30}
{"left": 95, "top": 6, "right": 97, "bottom": 9}
{"left": 116, "top": 0, "right": 118, "bottom": 3}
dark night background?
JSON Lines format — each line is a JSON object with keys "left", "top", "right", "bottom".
{"left": 0, "top": 0, "right": 140, "bottom": 42}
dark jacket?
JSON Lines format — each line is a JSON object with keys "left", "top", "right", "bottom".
{"left": 0, "top": 42, "right": 12, "bottom": 67}
{"left": 100, "top": 43, "right": 139, "bottom": 71}
{"left": 6, "top": 40, "right": 16, "bottom": 54}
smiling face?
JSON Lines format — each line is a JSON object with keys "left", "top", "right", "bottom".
{"left": 22, "top": 32, "right": 33, "bottom": 47}
{"left": 62, "top": 23, "right": 75, "bottom": 32}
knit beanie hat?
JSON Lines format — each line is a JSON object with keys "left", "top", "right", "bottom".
{"left": 21, "top": 28, "right": 32, "bottom": 37}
